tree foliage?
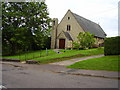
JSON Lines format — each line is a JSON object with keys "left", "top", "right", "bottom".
{"left": 2, "top": 2, "right": 51, "bottom": 55}
{"left": 73, "top": 32, "right": 95, "bottom": 49}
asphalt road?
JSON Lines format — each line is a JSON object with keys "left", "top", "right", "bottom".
{"left": 2, "top": 63, "right": 119, "bottom": 88}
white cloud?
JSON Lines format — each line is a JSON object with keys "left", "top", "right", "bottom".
{"left": 46, "top": 0, "right": 119, "bottom": 37}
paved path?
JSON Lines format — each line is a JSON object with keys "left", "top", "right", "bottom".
{"left": 50, "top": 54, "right": 104, "bottom": 66}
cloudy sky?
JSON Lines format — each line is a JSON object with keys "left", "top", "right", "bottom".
{"left": 46, "top": 0, "right": 119, "bottom": 37}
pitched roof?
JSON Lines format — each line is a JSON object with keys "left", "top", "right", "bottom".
{"left": 57, "top": 31, "right": 73, "bottom": 40}
{"left": 64, "top": 32, "right": 73, "bottom": 40}
{"left": 72, "top": 12, "right": 107, "bottom": 38}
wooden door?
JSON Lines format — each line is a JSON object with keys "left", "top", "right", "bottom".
{"left": 59, "top": 39, "right": 65, "bottom": 49}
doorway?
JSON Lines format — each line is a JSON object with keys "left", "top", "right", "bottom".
{"left": 59, "top": 39, "right": 65, "bottom": 49}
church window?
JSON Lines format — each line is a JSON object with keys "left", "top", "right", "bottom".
{"left": 67, "top": 25, "right": 71, "bottom": 31}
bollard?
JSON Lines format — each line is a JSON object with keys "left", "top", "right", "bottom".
{"left": 46, "top": 48, "right": 48, "bottom": 56}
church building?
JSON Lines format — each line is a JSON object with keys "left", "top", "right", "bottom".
{"left": 51, "top": 10, "right": 107, "bottom": 49}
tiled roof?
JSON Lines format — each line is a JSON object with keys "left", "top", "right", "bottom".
{"left": 72, "top": 12, "right": 107, "bottom": 38}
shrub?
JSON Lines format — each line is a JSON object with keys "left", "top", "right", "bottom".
{"left": 72, "top": 41, "right": 80, "bottom": 49}
{"left": 73, "top": 32, "right": 95, "bottom": 49}
{"left": 104, "top": 36, "right": 120, "bottom": 55}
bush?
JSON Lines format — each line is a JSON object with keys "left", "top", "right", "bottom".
{"left": 104, "top": 36, "right": 120, "bottom": 55}
{"left": 73, "top": 32, "right": 95, "bottom": 49}
{"left": 72, "top": 41, "right": 80, "bottom": 49}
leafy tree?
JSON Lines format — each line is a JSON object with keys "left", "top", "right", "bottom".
{"left": 73, "top": 32, "right": 95, "bottom": 49}
{"left": 2, "top": 2, "right": 51, "bottom": 55}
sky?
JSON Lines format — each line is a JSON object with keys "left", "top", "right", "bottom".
{"left": 46, "top": 0, "right": 119, "bottom": 37}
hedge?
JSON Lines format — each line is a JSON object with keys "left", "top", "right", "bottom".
{"left": 104, "top": 36, "right": 120, "bottom": 55}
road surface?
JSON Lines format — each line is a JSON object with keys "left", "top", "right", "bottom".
{"left": 2, "top": 63, "right": 119, "bottom": 88}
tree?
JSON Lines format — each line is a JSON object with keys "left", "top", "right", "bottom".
{"left": 2, "top": 2, "right": 51, "bottom": 55}
{"left": 73, "top": 32, "right": 95, "bottom": 49}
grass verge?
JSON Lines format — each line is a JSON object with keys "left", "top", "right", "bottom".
{"left": 2, "top": 47, "right": 104, "bottom": 64}
{"left": 33, "top": 47, "right": 104, "bottom": 64}
{"left": 67, "top": 55, "right": 119, "bottom": 71}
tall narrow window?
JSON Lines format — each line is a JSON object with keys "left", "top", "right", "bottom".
{"left": 67, "top": 25, "right": 71, "bottom": 31}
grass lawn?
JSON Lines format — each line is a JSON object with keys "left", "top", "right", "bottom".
{"left": 2, "top": 47, "right": 104, "bottom": 64}
{"left": 2, "top": 50, "right": 56, "bottom": 61}
{"left": 59, "top": 47, "right": 104, "bottom": 56}
{"left": 67, "top": 55, "right": 119, "bottom": 71}
{"left": 32, "top": 47, "right": 104, "bottom": 64}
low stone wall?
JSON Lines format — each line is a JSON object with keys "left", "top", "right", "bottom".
{"left": 1, "top": 58, "right": 20, "bottom": 62}
{"left": 0, "top": 58, "right": 39, "bottom": 64}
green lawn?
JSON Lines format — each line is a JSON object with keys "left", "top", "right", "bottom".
{"left": 59, "top": 47, "right": 104, "bottom": 56}
{"left": 32, "top": 47, "right": 104, "bottom": 64}
{"left": 2, "top": 50, "right": 56, "bottom": 61}
{"left": 67, "top": 55, "right": 119, "bottom": 71}
{"left": 2, "top": 47, "right": 104, "bottom": 64}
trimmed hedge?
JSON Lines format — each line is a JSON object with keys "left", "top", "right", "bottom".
{"left": 104, "top": 36, "right": 120, "bottom": 55}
